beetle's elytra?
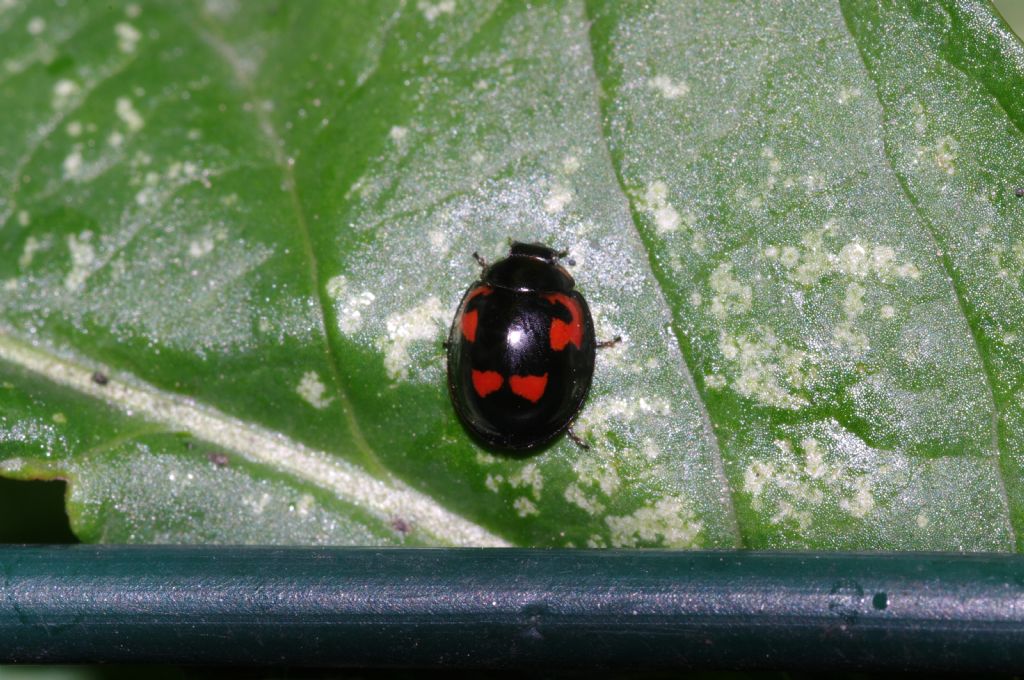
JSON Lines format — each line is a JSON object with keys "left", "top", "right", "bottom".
{"left": 447, "top": 242, "right": 596, "bottom": 451}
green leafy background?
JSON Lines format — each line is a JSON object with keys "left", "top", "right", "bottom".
{"left": 2, "top": 0, "right": 1024, "bottom": 552}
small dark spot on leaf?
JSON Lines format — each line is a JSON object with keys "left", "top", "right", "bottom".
{"left": 1016, "top": 187, "right": 1024, "bottom": 197}
{"left": 391, "top": 517, "right": 411, "bottom": 534}
{"left": 207, "top": 452, "right": 230, "bottom": 467}
{"left": 873, "top": 592, "right": 889, "bottom": 610}
{"left": 90, "top": 371, "right": 108, "bottom": 385}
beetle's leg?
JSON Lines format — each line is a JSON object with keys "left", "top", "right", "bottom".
{"left": 441, "top": 340, "right": 451, "bottom": 350}
{"left": 596, "top": 335, "right": 622, "bottom": 349}
{"left": 566, "top": 427, "right": 590, "bottom": 450}
{"left": 472, "top": 251, "right": 488, "bottom": 271}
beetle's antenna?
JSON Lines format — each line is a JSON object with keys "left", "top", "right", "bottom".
{"left": 472, "top": 252, "right": 488, "bottom": 271}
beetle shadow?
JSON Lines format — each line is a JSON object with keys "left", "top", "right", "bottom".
{"left": 459, "top": 421, "right": 587, "bottom": 459}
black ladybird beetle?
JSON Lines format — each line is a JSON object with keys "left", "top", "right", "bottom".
{"left": 447, "top": 242, "right": 597, "bottom": 451}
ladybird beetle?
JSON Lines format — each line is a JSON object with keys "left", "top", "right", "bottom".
{"left": 447, "top": 242, "right": 597, "bottom": 451}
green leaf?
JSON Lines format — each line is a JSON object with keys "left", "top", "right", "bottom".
{"left": 0, "top": 0, "right": 1021, "bottom": 550}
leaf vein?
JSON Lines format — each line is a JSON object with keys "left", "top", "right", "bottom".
{"left": 0, "top": 329, "right": 508, "bottom": 547}
{"left": 840, "top": 0, "right": 1018, "bottom": 547}
{"left": 189, "top": 10, "right": 392, "bottom": 481}
{"left": 579, "top": 0, "right": 743, "bottom": 548}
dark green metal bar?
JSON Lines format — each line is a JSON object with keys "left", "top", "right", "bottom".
{"left": 2, "top": 546, "right": 1024, "bottom": 670}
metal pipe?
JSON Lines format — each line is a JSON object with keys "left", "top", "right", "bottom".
{"left": 1, "top": 546, "right": 1023, "bottom": 670}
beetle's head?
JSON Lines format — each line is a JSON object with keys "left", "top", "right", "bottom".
{"left": 508, "top": 241, "right": 563, "bottom": 263}
{"left": 482, "top": 241, "right": 575, "bottom": 292}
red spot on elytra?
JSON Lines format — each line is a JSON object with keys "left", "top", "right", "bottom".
{"left": 545, "top": 293, "right": 583, "bottom": 350}
{"left": 510, "top": 373, "right": 548, "bottom": 403}
{"left": 460, "top": 287, "right": 493, "bottom": 342}
{"left": 472, "top": 370, "right": 503, "bottom": 398}
{"left": 467, "top": 286, "right": 493, "bottom": 302}
{"left": 461, "top": 310, "right": 479, "bottom": 342}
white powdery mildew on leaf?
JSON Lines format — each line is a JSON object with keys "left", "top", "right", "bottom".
{"left": 564, "top": 483, "right": 604, "bottom": 515}
{"left": 62, "top": 148, "right": 83, "bottom": 179}
{"left": 560, "top": 452, "right": 622, "bottom": 520}
{"left": 586, "top": 0, "right": 1024, "bottom": 550}
{"left": 742, "top": 425, "right": 887, "bottom": 534}
{"left": 26, "top": 16, "right": 45, "bottom": 35}
{"left": 837, "top": 85, "right": 862, "bottom": 104}
{"left": 64, "top": 231, "right": 96, "bottom": 291}
{"left": 427, "top": 229, "right": 449, "bottom": 252}
{"left": 708, "top": 262, "right": 751, "bottom": 319}
{"left": 543, "top": 184, "right": 573, "bottom": 214}
{"left": 605, "top": 497, "right": 703, "bottom": 548}
{"left": 51, "top": 79, "right": 80, "bottom": 110}
{"left": 574, "top": 393, "right": 672, "bottom": 444}
{"left": 187, "top": 237, "right": 215, "bottom": 259}
{"left": 61, "top": 141, "right": 126, "bottom": 185}
{"left": 714, "top": 326, "right": 813, "bottom": 409}
{"left": 637, "top": 180, "right": 682, "bottom": 234}
{"left": 296, "top": 370, "right": 333, "bottom": 409}
{"left": 17, "top": 235, "right": 47, "bottom": 270}
{"left": 765, "top": 228, "right": 921, "bottom": 288}
{"left": 513, "top": 497, "right": 539, "bottom": 517}
{"left": 53, "top": 83, "right": 161, "bottom": 189}
{"left": 115, "top": 97, "right": 144, "bottom": 132}
{"left": 922, "top": 135, "right": 958, "bottom": 176}
{"left": 114, "top": 22, "right": 141, "bottom": 54}
{"left": 510, "top": 462, "right": 543, "bottom": 500}
{"left": 481, "top": 462, "right": 545, "bottom": 523}
{"left": 706, "top": 227, "right": 924, "bottom": 408}
{"left": 417, "top": 0, "right": 455, "bottom": 22}
{"left": 734, "top": 417, "right": 1014, "bottom": 550}
{"left": 834, "top": 282, "right": 869, "bottom": 354}
{"left": 326, "top": 274, "right": 376, "bottom": 335}
{"left": 4, "top": 153, "right": 309, "bottom": 356}
{"left": 647, "top": 74, "right": 689, "bottom": 100}
{"left": 378, "top": 296, "right": 446, "bottom": 382}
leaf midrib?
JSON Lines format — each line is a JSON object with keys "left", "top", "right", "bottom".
{"left": 0, "top": 328, "right": 508, "bottom": 546}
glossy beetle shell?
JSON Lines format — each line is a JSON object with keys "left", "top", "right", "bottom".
{"left": 447, "top": 243, "right": 596, "bottom": 451}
